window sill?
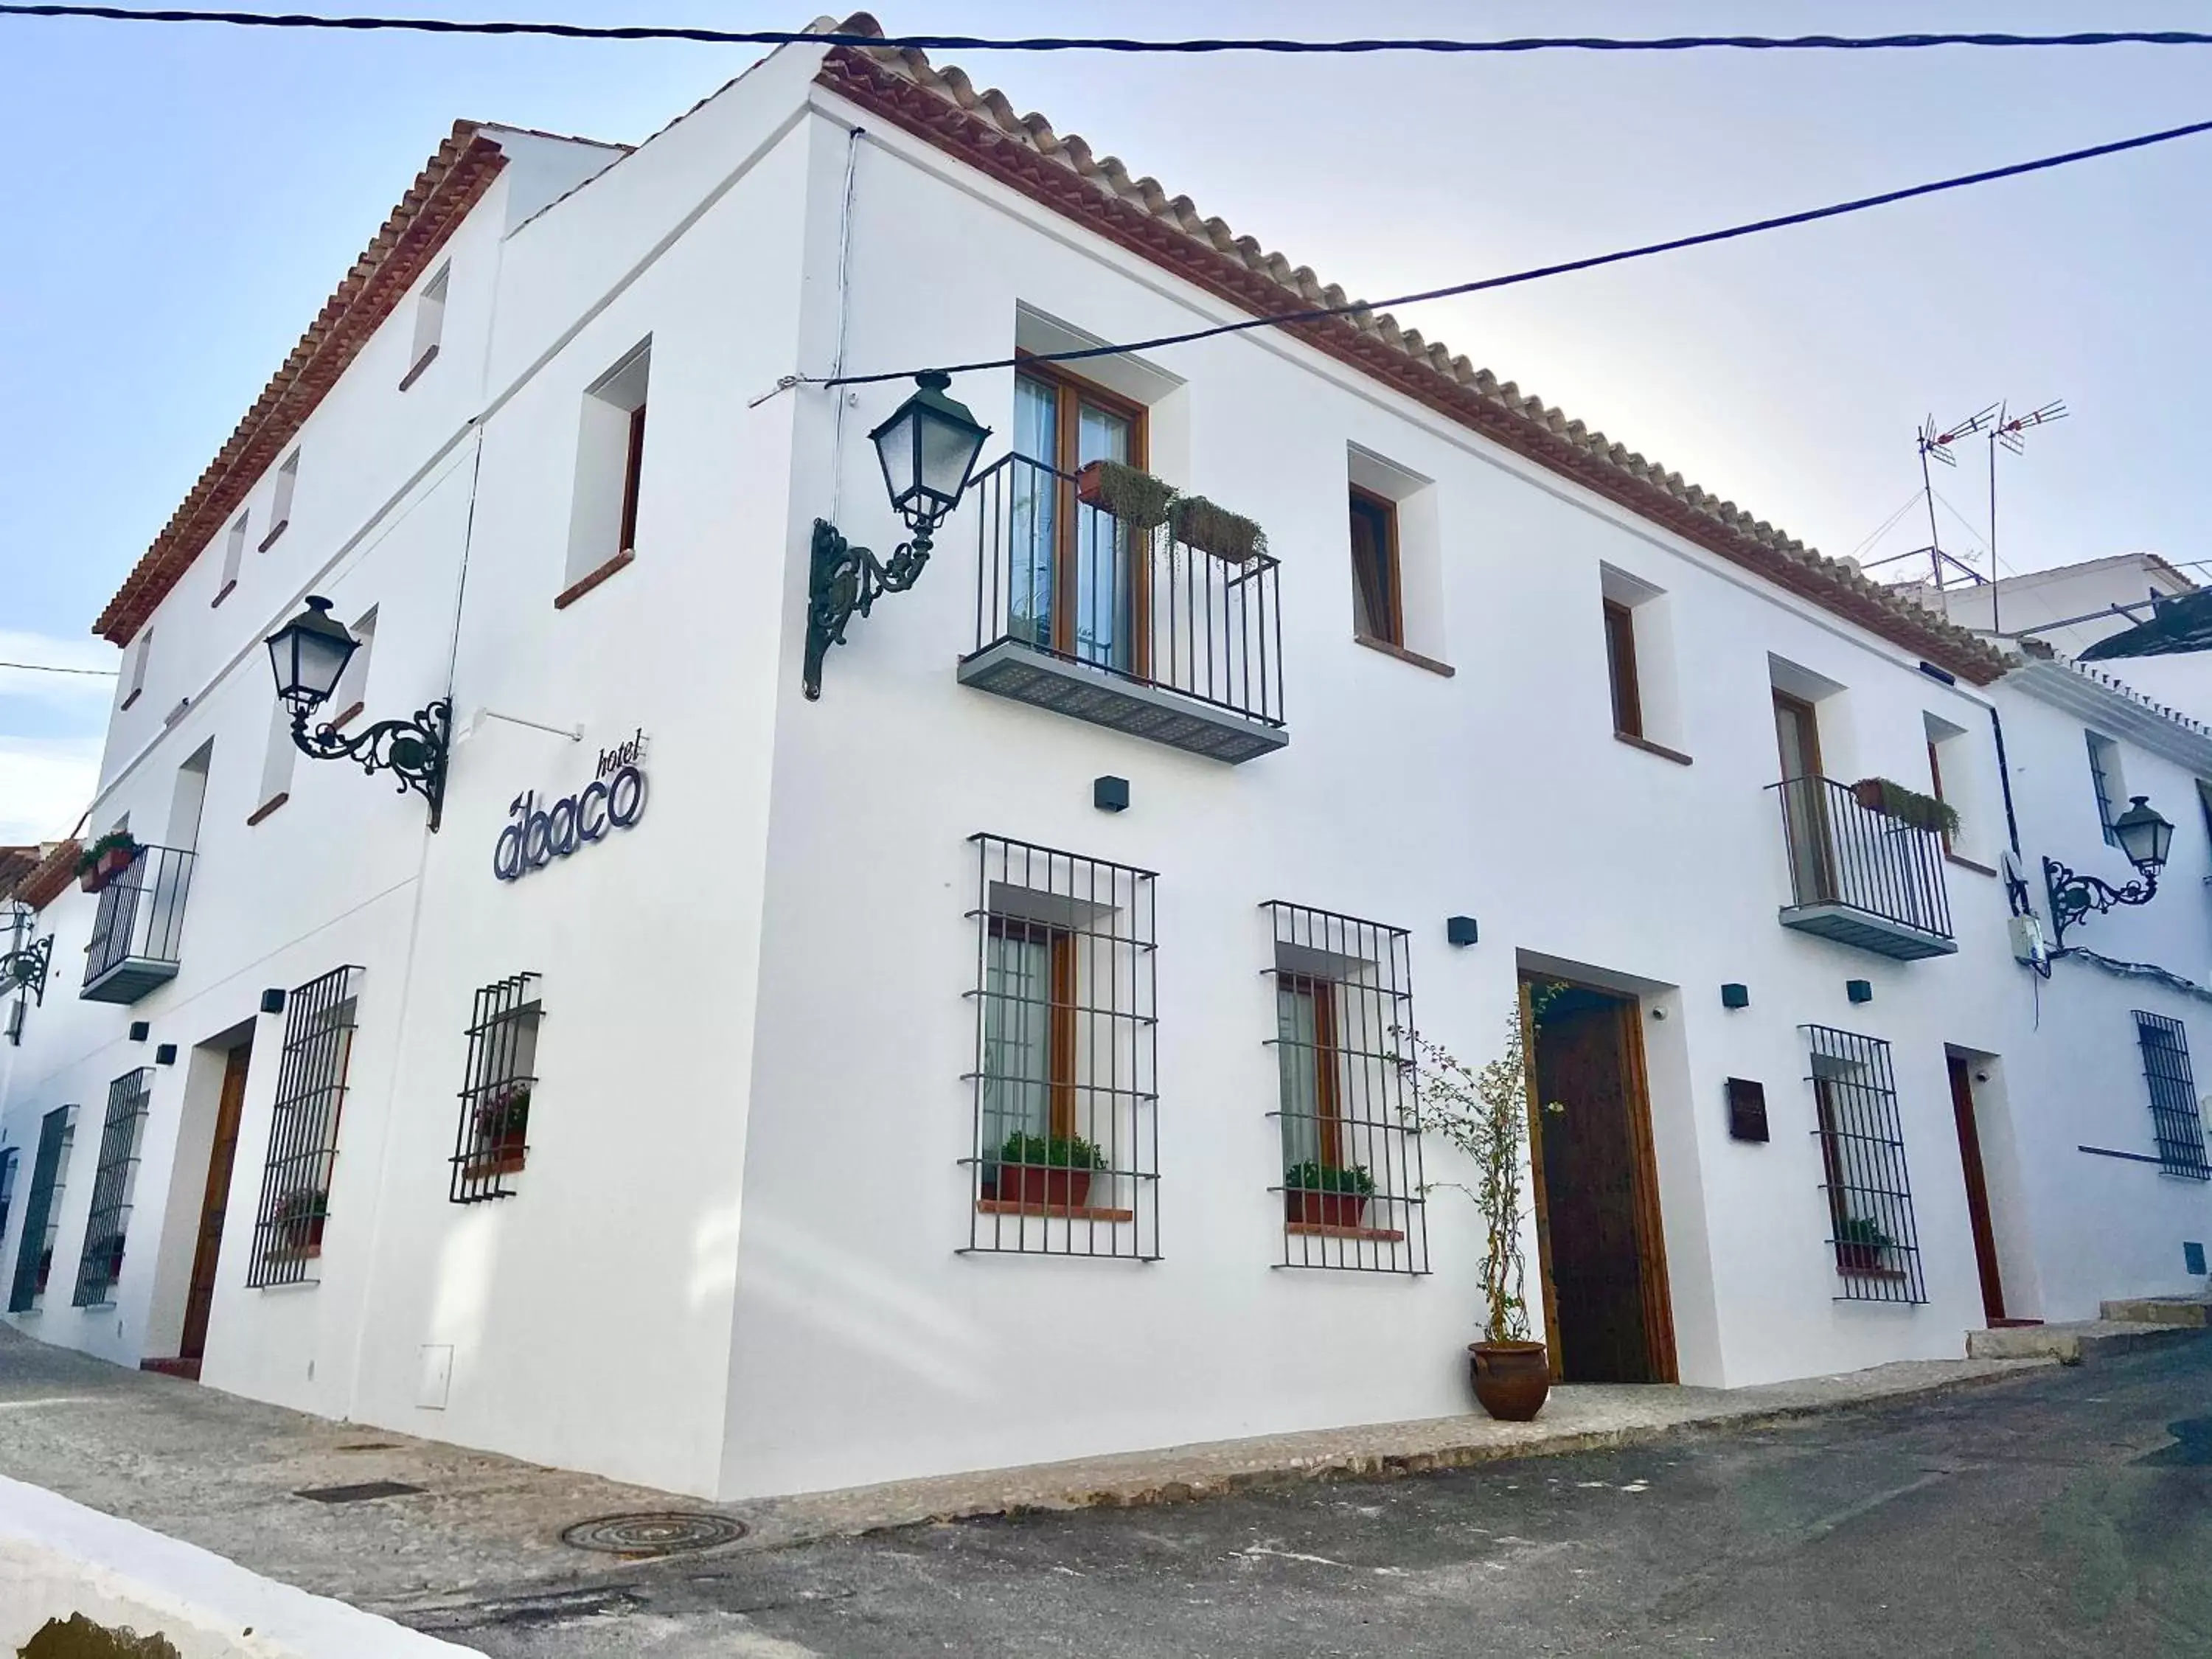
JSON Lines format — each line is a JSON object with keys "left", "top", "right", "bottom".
{"left": 397, "top": 342, "right": 439, "bottom": 392}
{"left": 554, "top": 547, "right": 635, "bottom": 611}
{"left": 210, "top": 580, "right": 237, "bottom": 609}
{"left": 1352, "top": 633, "right": 1455, "bottom": 677}
{"left": 1287, "top": 1221, "right": 1408, "bottom": 1242}
{"left": 975, "top": 1199, "right": 1136, "bottom": 1222}
{"left": 119, "top": 689, "right": 141, "bottom": 712}
{"left": 462, "top": 1151, "right": 527, "bottom": 1180}
{"left": 1613, "top": 731, "right": 1693, "bottom": 766}
{"left": 257, "top": 519, "right": 290, "bottom": 554}
{"left": 1945, "top": 852, "right": 1998, "bottom": 877}
{"left": 263, "top": 1245, "right": 322, "bottom": 1265}
{"left": 246, "top": 792, "right": 290, "bottom": 827}
{"left": 327, "top": 700, "right": 364, "bottom": 731}
{"left": 1835, "top": 1264, "right": 1910, "bottom": 1281}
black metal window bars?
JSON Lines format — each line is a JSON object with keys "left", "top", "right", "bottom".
{"left": 451, "top": 973, "right": 543, "bottom": 1203}
{"left": 1803, "top": 1025, "right": 1927, "bottom": 1304}
{"left": 246, "top": 965, "right": 362, "bottom": 1287}
{"left": 0, "top": 1148, "right": 15, "bottom": 1251}
{"left": 2133, "top": 1012, "right": 2211, "bottom": 1180}
{"left": 72, "top": 1068, "right": 153, "bottom": 1307}
{"left": 1770, "top": 776, "right": 1952, "bottom": 942}
{"left": 83, "top": 844, "right": 195, "bottom": 988}
{"left": 6, "top": 1105, "right": 76, "bottom": 1313}
{"left": 1263, "top": 902, "right": 1429, "bottom": 1275}
{"left": 964, "top": 834, "right": 1158, "bottom": 1260}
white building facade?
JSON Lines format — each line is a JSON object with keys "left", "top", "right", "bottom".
{"left": 3, "top": 20, "right": 2197, "bottom": 1504}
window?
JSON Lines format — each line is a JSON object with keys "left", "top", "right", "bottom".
{"left": 2087, "top": 732, "right": 2126, "bottom": 847}
{"left": 259, "top": 451, "right": 299, "bottom": 552}
{"left": 121, "top": 629, "right": 151, "bottom": 712}
{"left": 1804, "top": 1026, "right": 1926, "bottom": 1304}
{"left": 965, "top": 834, "right": 1157, "bottom": 1259}
{"left": 1009, "top": 361, "right": 1148, "bottom": 671}
{"left": 559, "top": 340, "right": 650, "bottom": 605}
{"left": 245, "top": 964, "right": 361, "bottom": 1287}
{"left": 251, "top": 698, "right": 296, "bottom": 824}
{"left": 2135, "top": 1012, "right": 2210, "bottom": 1180}
{"left": 2197, "top": 780, "right": 2212, "bottom": 858}
{"left": 330, "top": 606, "right": 376, "bottom": 728}
{"left": 215, "top": 512, "right": 248, "bottom": 606}
{"left": 72, "top": 1068, "right": 153, "bottom": 1308}
{"left": 1348, "top": 487, "right": 1401, "bottom": 646}
{"left": 0, "top": 1147, "right": 15, "bottom": 1246}
{"left": 1602, "top": 599, "right": 1642, "bottom": 738}
{"left": 6, "top": 1105, "right": 76, "bottom": 1313}
{"left": 1265, "top": 902, "right": 1428, "bottom": 1274}
{"left": 451, "top": 973, "right": 542, "bottom": 1203}
{"left": 402, "top": 262, "right": 448, "bottom": 389}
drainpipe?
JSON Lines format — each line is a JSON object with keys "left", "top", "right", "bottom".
{"left": 1988, "top": 703, "right": 2022, "bottom": 858}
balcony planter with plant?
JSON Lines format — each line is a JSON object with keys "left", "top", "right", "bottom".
{"left": 1849, "top": 777, "right": 1958, "bottom": 838}
{"left": 1074, "top": 458, "right": 1175, "bottom": 529}
{"left": 987, "top": 1130, "right": 1107, "bottom": 1210}
{"left": 1834, "top": 1214, "right": 1893, "bottom": 1275}
{"left": 271, "top": 1188, "right": 328, "bottom": 1259}
{"left": 1168, "top": 495, "right": 1267, "bottom": 565}
{"left": 466, "top": 1085, "right": 531, "bottom": 1177}
{"left": 75, "top": 830, "right": 141, "bottom": 894}
{"left": 1284, "top": 1161, "right": 1374, "bottom": 1229}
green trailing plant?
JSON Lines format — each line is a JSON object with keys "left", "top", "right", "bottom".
{"left": 74, "top": 830, "right": 139, "bottom": 877}
{"left": 1834, "top": 1214, "right": 1893, "bottom": 1248}
{"left": 997, "top": 1130, "right": 1107, "bottom": 1170}
{"left": 1284, "top": 1161, "right": 1374, "bottom": 1195}
{"left": 474, "top": 1085, "right": 532, "bottom": 1142}
{"left": 1168, "top": 494, "right": 1268, "bottom": 564}
{"left": 1077, "top": 459, "right": 1176, "bottom": 529}
{"left": 271, "top": 1187, "right": 328, "bottom": 1243}
{"left": 1397, "top": 987, "right": 1565, "bottom": 1344}
{"left": 1850, "top": 776, "right": 1959, "bottom": 838}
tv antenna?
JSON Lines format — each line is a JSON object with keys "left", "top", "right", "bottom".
{"left": 1983, "top": 398, "right": 2069, "bottom": 635}
{"left": 1862, "top": 406, "right": 1997, "bottom": 591}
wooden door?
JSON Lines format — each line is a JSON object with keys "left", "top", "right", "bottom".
{"left": 178, "top": 1043, "right": 251, "bottom": 1365}
{"left": 1773, "top": 691, "right": 1835, "bottom": 903}
{"left": 1013, "top": 362, "right": 1149, "bottom": 674}
{"left": 1947, "top": 1054, "right": 2006, "bottom": 1324}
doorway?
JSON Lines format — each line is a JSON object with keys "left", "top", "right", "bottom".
{"left": 1523, "top": 978, "right": 1677, "bottom": 1384}
{"left": 173, "top": 1039, "right": 251, "bottom": 1375}
{"left": 1947, "top": 1053, "right": 2006, "bottom": 1325}
{"left": 1773, "top": 689, "right": 1834, "bottom": 904}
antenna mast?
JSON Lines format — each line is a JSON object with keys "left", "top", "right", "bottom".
{"left": 1985, "top": 398, "right": 2069, "bottom": 636}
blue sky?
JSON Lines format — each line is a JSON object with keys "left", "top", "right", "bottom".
{"left": 4, "top": 1, "right": 2211, "bottom": 840}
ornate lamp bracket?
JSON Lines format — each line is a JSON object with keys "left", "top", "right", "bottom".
{"left": 2043, "top": 854, "right": 2158, "bottom": 955}
{"left": 804, "top": 518, "right": 933, "bottom": 700}
{"left": 0, "top": 933, "right": 53, "bottom": 1006}
{"left": 292, "top": 700, "right": 453, "bottom": 830}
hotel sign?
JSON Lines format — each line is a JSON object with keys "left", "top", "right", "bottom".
{"left": 493, "top": 728, "right": 647, "bottom": 883}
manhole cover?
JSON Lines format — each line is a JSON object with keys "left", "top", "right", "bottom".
{"left": 295, "top": 1481, "right": 426, "bottom": 1503}
{"left": 560, "top": 1512, "right": 747, "bottom": 1557}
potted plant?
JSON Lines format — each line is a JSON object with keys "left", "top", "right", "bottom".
{"left": 1284, "top": 1160, "right": 1374, "bottom": 1229}
{"left": 1849, "top": 777, "right": 1959, "bottom": 838}
{"left": 467, "top": 1085, "right": 531, "bottom": 1175}
{"left": 1167, "top": 494, "right": 1268, "bottom": 565}
{"left": 85, "top": 1232, "right": 126, "bottom": 1287}
{"left": 1398, "top": 991, "right": 1565, "bottom": 1422}
{"left": 1073, "top": 458, "right": 1176, "bottom": 529}
{"left": 1834, "top": 1214, "right": 1892, "bottom": 1275}
{"left": 271, "top": 1188, "right": 328, "bottom": 1258}
{"left": 74, "top": 830, "right": 140, "bottom": 894}
{"left": 987, "top": 1130, "right": 1107, "bottom": 1210}
{"left": 32, "top": 1246, "right": 52, "bottom": 1295}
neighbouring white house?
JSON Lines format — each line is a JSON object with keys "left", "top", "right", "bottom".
{"left": 0, "top": 16, "right": 2199, "bottom": 1505}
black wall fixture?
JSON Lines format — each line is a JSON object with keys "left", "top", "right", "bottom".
{"left": 1093, "top": 776, "right": 1130, "bottom": 813}
{"left": 1725, "top": 1078, "right": 1770, "bottom": 1143}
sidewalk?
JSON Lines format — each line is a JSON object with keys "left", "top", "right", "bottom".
{"left": 0, "top": 1325, "right": 2056, "bottom": 1615}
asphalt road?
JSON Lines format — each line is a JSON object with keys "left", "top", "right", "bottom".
{"left": 410, "top": 1338, "right": 2212, "bottom": 1658}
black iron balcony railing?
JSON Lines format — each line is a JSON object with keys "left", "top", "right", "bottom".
{"left": 1768, "top": 776, "right": 1955, "bottom": 960}
{"left": 81, "top": 845, "right": 195, "bottom": 1004}
{"left": 957, "top": 453, "right": 1287, "bottom": 762}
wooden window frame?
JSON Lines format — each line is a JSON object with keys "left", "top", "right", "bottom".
{"left": 1014, "top": 355, "right": 1151, "bottom": 672}
{"left": 617, "top": 403, "right": 647, "bottom": 559}
{"left": 1602, "top": 599, "right": 1644, "bottom": 739}
{"left": 1279, "top": 973, "right": 1345, "bottom": 1166}
{"left": 1927, "top": 739, "right": 1955, "bottom": 855}
{"left": 1348, "top": 484, "right": 1403, "bottom": 647}
{"left": 987, "top": 915, "right": 1079, "bottom": 1141}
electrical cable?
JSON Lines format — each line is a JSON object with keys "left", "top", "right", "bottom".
{"left": 7, "top": 7, "right": 2212, "bottom": 55}
{"left": 810, "top": 113, "right": 2212, "bottom": 388}
{"left": 0, "top": 660, "right": 116, "bottom": 675}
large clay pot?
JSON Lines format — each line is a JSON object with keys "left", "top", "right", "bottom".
{"left": 990, "top": 1164, "right": 1093, "bottom": 1211}
{"left": 1469, "top": 1340, "right": 1551, "bottom": 1422}
{"left": 1285, "top": 1189, "right": 1371, "bottom": 1230}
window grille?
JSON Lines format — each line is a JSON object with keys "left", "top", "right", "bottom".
{"left": 451, "top": 973, "right": 542, "bottom": 1203}
{"left": 0, "top": 1147, "right": 15, "bottom": 1246}
{"left": 1802, "top": 1025, "right": 1926, "bottom": 1304}
{"left": 246, "top": 965, "right": 361, "bottom": 1287}
{"left": 72, "top": 1068, "right": 153, "bottom": 1307}
{"left": 2134, "top": 1012, "right": 2210, "bottom": 1180}
{"left": 1263, "top": 902, "right": 1428, "bottom": 1273}
{"left": 964, "top": 835, "right": 1158, "bottom": 1259}
{"left": 7, "top": 1105, "right": 77, "bottom": 1312}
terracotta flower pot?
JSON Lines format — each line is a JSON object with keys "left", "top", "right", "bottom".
{"left": 990, "top": 1164, "right": 1093, "bottom": 1210}
{"left": 1836, "top": 1241, "right": 1885, "bottom": 1274}
{"left": 80, "top": 845, "right": 136, "bottom": 894}
{"left": 1285, "top": 1189, "right": 1370, "bottom": 1230}
{"left": 1074, "top": 459, "right": 1110, "bottom": 508}
{"left": 1851, "top": 779, "right": 1888, "bottom": 815}
{"left": 1469, "top": 1340, "right": 1551, "bottom": 1422}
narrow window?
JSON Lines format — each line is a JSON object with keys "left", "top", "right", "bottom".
{"left": 2087, "top": 732, "right": 2126, "bottom": 846}
{"left": 0, "top": 1147, "right": 15, "bottom": 1245}
{"left": 330, "top": 606, "right": 376, "bottom": 729}
{"left": 2196, "top": 780, "right": 2212, "bottom": 857}
{"left": 451, "top": 973, "right": 543, "bottom": 1203}
{"left": 6, "top": 1105, "right": 77, "bottom": 1313}
{"left": 1266, "top": 902, "right": 1427, "bottom": 1275}
{"left": 1348, "top": 487, "right": 1401, "bottom": 645}
{"left": 121, "top": 629, "right": 152, "bottom": 712}
{"left": 259, "top": 451, "right": 299, "bottom": 552}
{"left": 558, "top": 341, "right": 651, "bottom": 606}
{"left": 215, "top": 512, "right": 248, "bottom": 606}
{"left": 1804, "top": 1026, "right": 1927, "bottom": 1304}
{"left": 1602, "top": 599, "right": 1643, "bottom": 738}
{"left": 2135, "top": 1012, "right": 2210, "bottom": 1179}
{"left": 251, "top": 698, "right": 296, "bottom": 824}
{"left": 1007, "top": 361, "right": 1148, "bottom": 672}
{"left": 967, "top": 834, "right": 1157, "bottom": 1259}
{"left": 245, "top": 964, "right": 361, "bottom": 1287}
{"left": 72, "top": 1068, "right": 153, "bottom": 1308}
{"left": 401, "top": 262, "right": 448, "bottom": 389}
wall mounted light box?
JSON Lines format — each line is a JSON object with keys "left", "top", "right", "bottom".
{"left": 1446, "top": 916, "right": 1479, "bottom": 947}
{"left": 1721, "top": 982, "right": 1750, "bottom": 1009}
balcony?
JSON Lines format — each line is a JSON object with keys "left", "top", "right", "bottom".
{"left": 1769, "top": 776, "right": 1955, "bottom": 961}
{"left": 80, "top": 845, "right": 195, "bottom": 1004}
{"left": 956, "top": 453, "right": 1287, "bottom": 763}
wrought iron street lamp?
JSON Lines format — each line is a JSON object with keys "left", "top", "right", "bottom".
{"left": 0, "top": 902, "right": 51, "bottom": 1009}
{"left": 805, "top": 371, "right": 992, "bottom": 700}
{"left": 2045, "top": 794, "right": 2175, "bottom": 953}
{"left": 265, "top": 597, "right": 451, "bottom": 830}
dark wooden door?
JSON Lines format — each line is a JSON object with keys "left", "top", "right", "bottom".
{"left": 1528, "top": 988, "right": 1677, "bottom": 1384}
{"left": 178, "top": 1043, "right": 251, "bottom": 1365}
{"left": 1947, "top": 1054, "right": 2006, "bottom": 1324}
{"left": 1773, "top": 690, "right": 1835, "bottom": 903}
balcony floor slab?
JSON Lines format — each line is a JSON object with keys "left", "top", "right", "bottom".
{"left": 957, "top": 639, "right": 1287, "bottom": 763}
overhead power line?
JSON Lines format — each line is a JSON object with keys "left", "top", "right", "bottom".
{"left": 7, "top": 7, "right": 2212, "bottom": 54}
{"left": 816, "top": 114, "right": 2212, "bottom": 388}
{"left": 0, "top": 660, "right": 116, "bottom": 675}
